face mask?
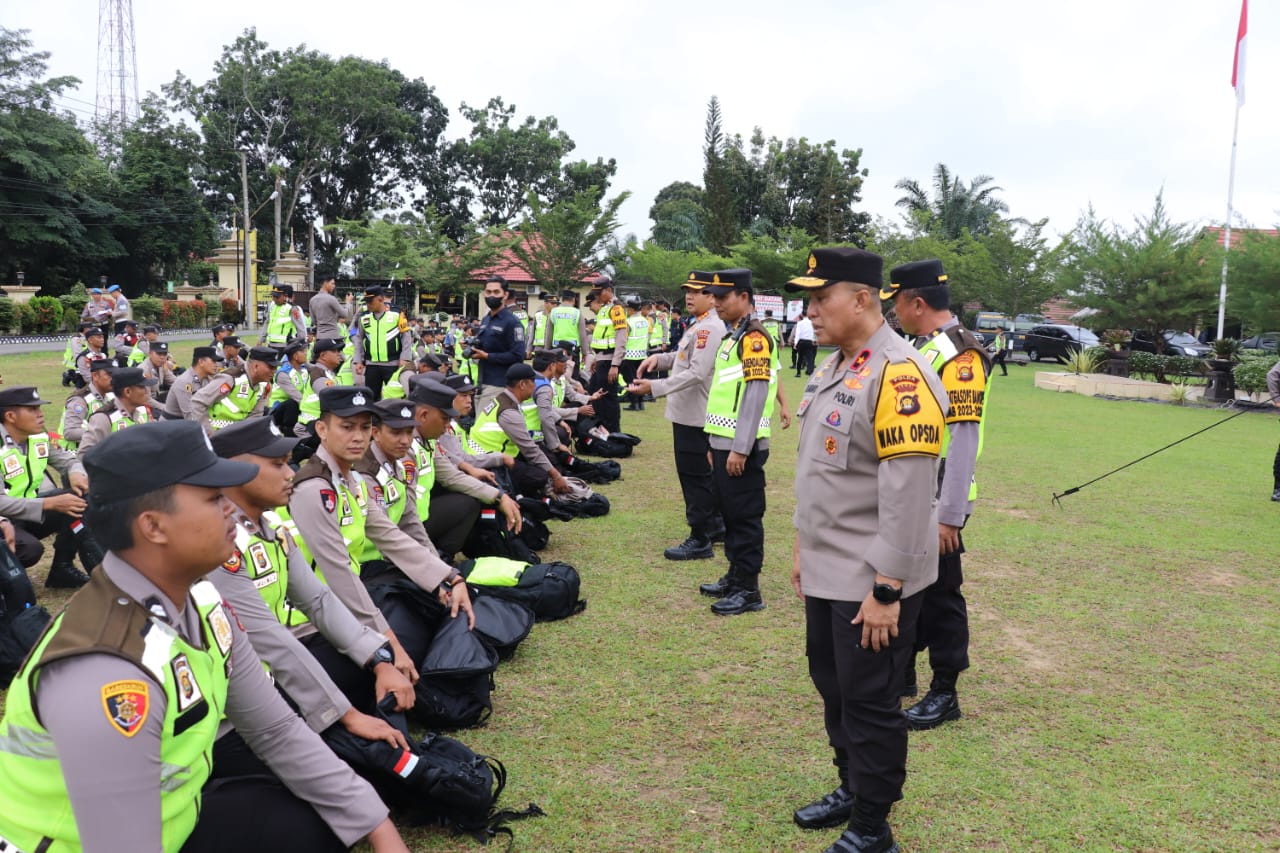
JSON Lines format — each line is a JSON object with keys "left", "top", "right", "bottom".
{"left": 485, "top": 296, "right": 504, "bottom": 310}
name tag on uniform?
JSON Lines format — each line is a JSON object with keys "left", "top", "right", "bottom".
{"left": 253, "top": 572, "right": 278, "bottom": 590}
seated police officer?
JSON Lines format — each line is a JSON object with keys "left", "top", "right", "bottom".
{"left": 190, "top": 346, "right": 279, "bottom": 432}
{"left": 0, "top": 420, "right": 409, "bottom": 853}
{"left": 0, "top": 386, "right": 102, "bottom": 586}
{"left": 469, "top": 364, "right": 573, "bottom": 497}
{"left": 78, "top": 367, "right": 157, "bottom": 454}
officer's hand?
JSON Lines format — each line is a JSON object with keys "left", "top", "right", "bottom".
{"left": 791, "top": 555, "right": 804, "bottom": 600}
{"left": 778, "top": 406, "right": 792, "bottom": 430}
{"left": 500, "top": 453, "right": 516, "bottom": 469}
{"left": 399, "top": 360, "right": 412, "bottom": 371}
{"left": 43, "top": 492, "right": 86, "bottom": 517}
{"left": 68, "top": 472, "right": 89, "bottom": 496}
{"left": 471, "top": 348, "right": 488, "bottom": 360}
{"left": 387, "top": 634, "right": 419, "bottom": 685}
{"left": 637, "top": 355, "right": 658, "bottom": 378}
{"left": 354, "top": 362, "right": 366, "bottom": 375}
{"left": 551, "top": 473, "right": 573, "bottom": 495}
{"left": 589, "top": 389, "right": 606, "bottom": 401}
{"left": 726, "top": 451, "right": 747, "bottom": 477}
{"left": 439, "top": 581, "right": 475, "bottom": 630}
{"left": 0, "top": 519, "right": 14, "bottom": 552}
{"left": 366, "top": 817, "right": 412, "bottom": 853}
{"left": 497, "top": 493, "right": 523, "bottom": 534}
{"left": 374, "top": 661, "right": 415, "bottom": 712}
{"left": 938, "top": 523, "right": 961, "bottom": 556}
{"left": 462, "top": 463, "right": 498, "bottom": 487}
{"left": 628, "top": 379, "right": 652, "bottom": 397}
{"left": 607, "top": 366, "right": 619, "bottom": 384}
{"left": 577, "top": 403, "right": 595, "bottom": 417}
{"left": 852, "top": 596, "right": 900, "bottom": 653}
{"left": 340, "top": 707, "right": 410, "bottom": 751}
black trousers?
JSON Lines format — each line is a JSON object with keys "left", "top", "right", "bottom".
{"left": 709, "top": 446, "right": 768, "bottom": 587}
{"left": 587, "top": 354, "right": 621, "bottom": 433}
{"left": 272, "top": 399, "right": 301, "bottom": 436}
{"left": 362, "top": 363, "right": 397, "bottom": 401}
{"left": 672, "top": 423, "right": 717, "bottom": 537}
{"left": 426, "top": 491, "right": 482, "bottom": 561}
{"left": 913, "top": 534, "right": 970, "bottom": 690}
{"left": 795, "top": 341, "right": 817, "bottom": 375}
{"left": 1272, "top": 441, "right": 1280, "bottom": 490}
{"left": 13, "top": 511, "right": 77, "bottom": 568}
{"left": 992, "top": 349, "right": 1008, "bottom": 376}
{"left": 621, "top": 359, "right": 643, "bottom": 406}
{"left": 806, "top": 593, "right": 923, "bottom": 805}
{"left": 187, "top": 732, "right": 346, "bottom": 853}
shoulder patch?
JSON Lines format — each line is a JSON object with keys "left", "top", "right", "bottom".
{"left": 695, "top": 329, "right": 711, "bottom": 349}
{"left": 222, "top": 552, "right": 242, "bottom": 573}
{"left": 67, "top": 398, "right": 87, "bottom": 414}
{"left": 101, "top": 680, "right": 150, "bottom": 737}
{"left": 218, "top": 381, "right": 232, "bottom": 395}
{"left": 941, "top": 352, "right": 986, "bottom": 424}
{"left": 741, "top": 332, "right": 773, "bottom": 382}
{"left": 319, "top": 488, "right": 338, "bottom": 514}
{"left": 874, "top": 359, "right": 945, "bottom": 461}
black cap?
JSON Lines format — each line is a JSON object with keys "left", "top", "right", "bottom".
{"left": 283, "top": 340, "right": 307, "bottom": 356}
{"left": 363, "top": 284, "right": 387, "bottom": 298}
{"left": 270, "top": 286, "right": 288, "bottom": 296}
{"left": 85, "top": 327, "right": 105, "bottom": 339}
{"left": 83, "top": 420, "right": 258, "bottom": 503}
{"left": 111, "top": 368, "right": 158, "bottom": 394}
{"left": 623, "top": 294, "right": 642, "bottom": 308}
{"left": 703, "top": 269, "right": 754, "bottom": 296}
{"left": 222, "top": 336, "right": 243, "bottom": 349}
{"left": 318, "top": 386, "right": 377, "bottom": 418}
{"left": 0, "top": 386, "right": 50, "bottom": 408}
{"left": 312, "top": 337, "right": 345, "bottom": 356}
{"left": 142, "top": 324, "right": 161, "bottom": 334}
{"left": 192, "top": 346, "right": 218, "bottom": 363}
{"left": 787, "top": 248, "right": 884, "bottom": 292}
{"left": 247, "top": 346, "right": 282, "bottom": 366}
{"left": 560, "top": 290, "right": 577, "bottom": 301}
{"left": 213, "top": 323, "right": 234, "bottom": 334}
{"left": 77, "top": 321, "right": 99, "bottom": 333}
{"left": 149, "top": 341, "right": 169, "bottom": 355}
{"left": 505, "top": 363, "right": 536, "bottom": 385}
{"left": 88, "top": 360, "right": 114, "bottom": 374}
{"left": 408, "top": 377, "right": 461, "bottom": 417}
{"left": 372, "top": 398, "right": 419, "bottom": 428}
{"left": 418, "top": 352, "right": 445, "bottom": 370}
{"left": 442, "top": 373, "right": 476, "bottom": 395}
{"left": 211, "top": 416, "right": 298, "bottom": 460}
{"left": 884, "top": 259, "right": 948, "bottom": 301}
{"left": 120, "top": 320, "right": 137, "bottom": 329}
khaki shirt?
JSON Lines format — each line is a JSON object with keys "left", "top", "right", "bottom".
{"left": 0, "top": 424, "right": 85, "bottom": 523}
{"left": 188, "top": 375, "right": 269, "bottom": 431}
{"left": 163, "top": 369, "right": 211, "bottom": 418}
{"left": 794, "top": 322, "right": 948, "bottom": 602}
{"left": 30, "top": 554, "right": 386, "bottom": 850}
{"left": 79, "top": 403, "right": 152, "bottom": 455}
{"left": 648, "top": 307, "right": 726, "bottom": 428}
{"left": 61, "top": 389, "right": 111, "bottom": 446}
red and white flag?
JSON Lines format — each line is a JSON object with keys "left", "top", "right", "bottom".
{"left": 1233, "top": 0, "right": 1248, "bottom": 106}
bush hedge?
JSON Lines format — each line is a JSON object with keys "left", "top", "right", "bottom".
{"left": 131, "top": 296, "right": 163, "bottom": 326}
{"left": 16, "top": 303, "right": 36, "bottom": 334}
{"left": 161, "top": 300, "right": 208, "bottom": 329}
{"left": 26, "top": 296, "right": 64, "bottom": 335}
{"left": 1233, "top": 354, "right": 1280, "bottom": 399}
{"left": 0, "top": 298, "right": 15, "bottom": 334}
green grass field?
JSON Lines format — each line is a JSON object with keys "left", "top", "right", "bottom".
{"left": 6, "top": 349, "right": 1280, "bottom": 852}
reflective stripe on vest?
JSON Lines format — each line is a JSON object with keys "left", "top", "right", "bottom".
{"left": 549, "top": 306, "right": 580, "bottom": 345}
{"left": 703, "top": 331, "right": 778, "bottom": 440}
{"left": 0, "top": 435, "right": 51, "bottom": 500}
{"left": 360, "top": 311, "right": 403, "bottom": 362}
{"left": 916, "top": 331, "right": 988, "bottom": 500}
{"left": 266, "top": 303, "right": 295, "bottom": 345}
{"left": 590, "top": 305, "right": 614, "bottom": 351}
{"left": 411, "top": 438, "right": 437, "bottom": 523}
{"left": 624, "top": 315, "right": 649, "bottom": 359}
{"left": 284, "top": 474, "right": 371, "bottom": 580}
{"left": 234, "top": 512, "right": 309, "bottom": 630}
{"left": 207, "top": 375, "right": 263, "bottom": 431}
{"left": 470, "top": 399, "right": 517, "bottom": 456}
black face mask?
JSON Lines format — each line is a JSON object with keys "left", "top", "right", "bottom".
{"left": 485, "top": 296, "right": 504, "bottom": 310}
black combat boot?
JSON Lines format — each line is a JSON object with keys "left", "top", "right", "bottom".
{"left": 46, "top": 527, "right": 89, "bottom": 588}
{"left": 665, "top": 534, "right": 713, "bottom": 561}
{"left": 794, "top": 749, "right": 854, "bottom": 829}
{"left": 905, "top": 674, "right": 961, "bottom": 730}
{"left": 698, "top": 573, "right": 733, "bottom": 598}
{"left": 710, "top": 578, "right": 764, "bottom": 616}
{"left": 822, "top": 797, "right": 898, "bottom": 853}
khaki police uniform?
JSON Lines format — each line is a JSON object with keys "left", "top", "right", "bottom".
{"left": 163, "top": 368, "right": 212, "bottom": 419}
{"left": 78, "top": 400, "right": 153, "bottom": 455}
{"left": 189, "top": 373, "right": 269, "bottom": 432}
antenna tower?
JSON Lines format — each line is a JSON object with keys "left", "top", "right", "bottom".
{"left": 95, "top": 0, "right": 140, "bottom": 139}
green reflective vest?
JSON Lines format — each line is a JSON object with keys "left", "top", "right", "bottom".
{"left": 269, "top": 365, "right": 305, "bottom": 407}
{"left": 471, "top": 396, "right": 518, "bottom": 456}
{"left": 357, "top": 457, "right": 411, "bottom": 562}
{"left": 207, "top": 374, "right": 264, "bottom": 431}
{"left": 704, "top": 325, "right": 779, "bottom": 441}
{"left": 382, "top": 367, "right": 407, "bottom": 400}
{"left": 761, "top": 319, "right": 781, "bottom": 346}
{"left": 266, "top": 302, "right": 295, "bottom": 345}
{"left": 590, "top": 305, "right": 615, "bottom": 351}
{"left": 61, "top": 335, "right": 84, "bottom": 370}
{"left": 359, "top": 311, "right": 404, "bottom": 363}
{"left": 531, "top": 312, "right": 549, "bottom": 349}
{"left": 103, "top": 403, "right": 151, "bottom": 434}
{"left": 285, "top": 470, "right": 372, "bottom": 581}
{"left": 0, "top": 577, "right": 232, "bottom": 853}
{"left": 127, "top": 344, "right": 146, "bottom": 367}
{"left": 298, "top": 366, "right": 335, "bottom": 427}
{"left": 649, "top": 314, "right": 666, "bottom": 348}
{"left": 624, "top": 314, "right": 650, "bottom": 360}
{"left": 57, "top": 390, "right": 112, "bottom": 451}
{"left": 231, "top": 511, "right": 310, "bottom": 629}
{"left": 410, "top": 437, "right": 437, "bottom": 523}
{"left": 549, "top": 305, "right": 580, "bottom": 346}
{"left": 0, "top": 433, "right": 51, "bottom": 499}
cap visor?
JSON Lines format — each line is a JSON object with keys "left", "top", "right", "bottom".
{"left": 246, "top": 435, "right": 300, "bottom": 459}
{"left": 785, "top": 276, "right": 833, "bottom": 291}
{"left": 180, "top": 457, "right": 259, "bottom": 489}
{"left": 703, "top": 285, "right": 735, "bottom": 296}
{"left": 327, "top": 405, "right": 379, "bottom": 418}
{"left": 679, "top": 283, "right": 706, "bottom": 291}
{"left": 376, "top": 416, "right": 418, "bottom": 429}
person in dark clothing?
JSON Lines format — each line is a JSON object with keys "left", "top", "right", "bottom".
{"left": 470, "top": 276, "right": 527, "bottom": 411}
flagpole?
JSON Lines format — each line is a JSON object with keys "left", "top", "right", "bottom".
{"left": 1217, "top": 101, "right": 1241, "bottom": 340}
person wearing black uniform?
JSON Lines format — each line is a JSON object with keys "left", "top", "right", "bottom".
{"left": 470, "top": 275, "right": 527, "bottom": 410}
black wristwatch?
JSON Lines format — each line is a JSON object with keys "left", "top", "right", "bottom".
{"left": 872, "top": 583, "right": 903, "bottom": 605}
{"left": 365, "top": 642, "right": 394, "bottom": 673}
{"left": 438, "top": 571, "right": 464, "bottom": 593}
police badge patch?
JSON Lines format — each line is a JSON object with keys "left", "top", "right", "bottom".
{"left": 101, "top": 680, "right": 150, "bottom": 737}
{"left": 171, "top": 654, "right": 203, "bottom": 712}
{"left": 320, "top": 488, "right": 338, "bottom": 514}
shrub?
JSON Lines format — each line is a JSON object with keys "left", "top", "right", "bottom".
{"left": 1233, "top": 355, "right": 1279, "bottom": 400}
{"left": 220, "top": 298, "right": 243, "bottom": 325}
{"left": 132, "top": 295, "right": 163, "bottom": 325}
{"left": 160, "top": 300, "right": 208, "bottom": 329}
{"left": 1128, "top": 350, "right": 1159, "bottom": 380}
{"left": 1065, "top": 346, "right": 1105, "bottom": 374}
{"left": 16, "top": 303, "right": 37, "bottom": 334}
{"left": 26, "top": 295, "right": 64, "bottom": 335}
{"left": 0, "top": 298, "right": 14, "bottom": 334}
{"left": 1163, "top": 354, "right": 1206, "bottom": 381}
{"left": 61, "top": 283, "right": 88, "bottom": 329}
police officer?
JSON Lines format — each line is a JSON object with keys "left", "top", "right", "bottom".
{"left": 699, "top": 269, "right": 778, "bottom": 616}
{"left": 310, "top": 270, "right": 354, "bottom": 340}
{"left": 434, "top": 373, "right": 517, "bottom": 480}
{"left": 527, "top": 293, "right": 556, "bottom": 358}
{"left": 585, "top": 281, "right": 628, "bottom": 432}
{"left": 78, "top": 367, "right": 157, "bottom": 454}
{"left": 163, "top": 346, "right": 221, "bottom": 420}
{"left": 209, "top": 322, "right": 235, "bottom": 350}
{"left": 0, "top": 420, "right": 409, "bottom": 852}
{"left": 885, "top": 259, "right": 989, "bottom": 729}
{"left": 0, "top": 386, "right": 100, "bottom": 585}
{"left": 546, "top": 289, "right": 587, "bottom": 353}
{"left": 353, "top": 284, "right": 413, "bottom": 400}
{"left": 269, "top": 339, "right": 309, "bottom": 435}
{"left": 190, "top": 346, "right": 279, "bottom": 432}
{"left": 761, "top": 309, "right": 782, "bottom": 346}
{"left": 622, "top": 295, "right": 650, "bottom": 411}
{"left": 74, "top": 326, "right": 108, "bottom": 386}
{"left": 296, "top": 338, "right": 345, "bottom": 439}
{"left": 629, "top": 271, "right": 728, "bottom": 560}
{"left": 61, "top": 321, "right": 94, "bottom": 385}
{"left": 58, "top": 360, "right": 114, "bottom": 451}
{"left": 785, "top": 247, "right": 947, "bottom": 853}
{"left": 139, "top": 340, "right": 178, "bottom": 399}
{"left": 261, "top": 284, "right": 307, "bottom": 348}
{"left": 471, "top": 364, "right": 574, "bottom": 497}
{"left": 219, "top": 335, "right": 247, "bottom": 372}
{"left": 470, "top": 276, "right": 527, "bottom": 411}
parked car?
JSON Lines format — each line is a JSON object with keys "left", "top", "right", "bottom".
{"left": 1240, "top": 332, "right": 1280, "bottom": 352}
{"left": 1022, "top": 324, "right": 1100, "bottom": 362}
{"left": 1129, "top": 331, "right": 1213, "bottom": 357}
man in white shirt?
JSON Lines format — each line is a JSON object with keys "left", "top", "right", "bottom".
{"left": 791, "top": 314, "right": 817, "bottom": 376}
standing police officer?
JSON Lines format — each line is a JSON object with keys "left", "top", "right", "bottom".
{"left": 629, "top": 271, "right": 728, "bottom": 561}
{"left": 261, "top": 284, "right": 307, "bottom": 348}
{"left": 785, "top": 248, "right": 947, "bottom": 853}
{"left": 469, "top": 276, "right": 528, "bottom": 411}
{"left": 699, "top": 269, "right": 778, "bottom": 615}
{"left": 885, "top": 260, "right": 989, "bottom": 730}
{"left": 352, "top": 284, "right": 413, "bottom": 400}
{"left": 585, "top": 281, "right": 628, "bottom": 433}
{"left": 622, "top": 295, "right": 650, "bottom": 411}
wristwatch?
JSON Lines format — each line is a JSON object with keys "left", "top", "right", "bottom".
{"left": 438, "top": 571, "right": 464, "bottom": 592}
{"left": 364, "top": 642, "right": 394, "bottom": 673}
{"left": 872, "top": 583, "right": 903, "bottom": 605}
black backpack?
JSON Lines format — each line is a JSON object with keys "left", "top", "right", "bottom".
{"left": 413, "top": 612, "right": 500, "bottom": 730}
{"left": 461, "top": 558, "right": 586, "bottom": 622}
{"left": 470, "top": 596, "right": 535, "bottom": 661}
{"left": 462, "top": 511, "right": 541, "bottom": 565}
{"left": 365, "top": 577, "right": 445, "bottom": 667}
{"left": 0, "top": 543, "right": 50, "bottom": 688}
{"left": 517, "top": 516, "right": 551, "bottom": 551}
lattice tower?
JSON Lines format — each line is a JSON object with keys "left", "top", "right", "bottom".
{"left": 94, "top": 0, "right": 139, "bottom": 135}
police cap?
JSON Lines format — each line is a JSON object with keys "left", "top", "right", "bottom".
{"left": 0, "top": 386, "right": 50, "bottom": 408}
{"left": 505, "top": 363, "right": 536, "bottom": 385}
{"left": 407, "top": 377, "right": 460, "bottom": 417}
{"left": 83, "top": 420, "right": 258, "bottom": 503}
{"left": 222, "top": 336, "right": 243, "bottom": 349}
{"left": 110, "top": 368, "right": 158, "bottom": 394}
{"left": 211, "top": 416, "right": 298, "bottom": 460}
{"left": 247, "top": 346, "right": 282, "bottom": 367}
{"left": 442, "top": 373, "right": 476, "bottom": 395}
{"left": 312, "top": 338, "right": 345, "bottom": 356}
{"left": 192, "top": 346, "right": 218, "bottom": 364}
{"left": 372, "top": 398, "right": 419, "bottom": 429}
{"left": 149, "top": 341, "right": 169, "bottom": 355}
{"left": 883, "top": 259, "right": 948, "bottom": 301}
{"left": 283, "top": 340, "right": 307, "bottom": 356}
{"left": 786, "top": 248, "right": 883, "bottom": 292}
{"left": 703, "top": 269, "right": 754, "bottom": 296}
{"left": 319, "top": 386, "right": 377, "bottom": 418}
{"left": 88, "top": 360, "right": 115, "bottom": 373}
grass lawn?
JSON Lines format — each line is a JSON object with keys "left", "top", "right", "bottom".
{"left": 5, "top": 348, "right": 1280, "bottom": 852}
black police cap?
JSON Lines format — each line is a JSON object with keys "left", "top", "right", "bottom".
{"left": 247, "top": 346, "right": 282, "bottom": 366}
{"left": 505, "top": 363, "right": 536, "bottom": 385}
{"left": 787, "top": 247, "right": 884, "bottom": 292}
{"left": 363, "top": 284, "right": 387, "bottom": 298}
{"left": 192, "top": 346, "right": 218, "bottom": 363}
{"left": 88, "top": 360, "right": 114, "bottom": 373}
{"left": 210, "top": 415, "right": 298, "bottom": 460}
{"left": 0, "top": 386, "right": 50, "bottom": 408}
{"left": 372, "top": 398, "right": 419, "bottom": 429}
{"left": 84, "top": 420, "right": 258, "bottom": 503}
{"left": 407, "top": 377, "right": 460, "bottom": 417}
{"left": 312, "top": 338, "right": 345, "bottom": 356}
{"left": 884, "top": 259, "right": 948, "bottom": 301}
{"left": 222, "top": 336, "right": 243, "bottom": 349}
{"left": 703, "top": 269, "right": 754, "bottom": 296}
{"left": 319, "top": 386, "right": 378, "bottom": 418}
{"left": 110, "top": 368, "right": 158, "bottom": 394}
{"left": 283, "top": 340, "right": 307, "bottom": 356}
{"left": 149, "top": 341, "right": 169, "bottom": 355}
{"left": 442, "top": 373, "right": 476, "bottom": 394}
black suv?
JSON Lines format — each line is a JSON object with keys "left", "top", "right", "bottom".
{"left": 1022, "top": 325, "right": 1100, "bottom": 362}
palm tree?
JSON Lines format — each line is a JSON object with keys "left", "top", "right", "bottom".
{"left": 895, "top": 163, "right": 1010, "bottom": 239}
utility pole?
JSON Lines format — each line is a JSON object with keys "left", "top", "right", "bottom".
{"left": 274, "top": 172, "right": 282, "bottom": 262}
{"left": 240, "top": 151, "right": 251, "bottom": 319}
{"left": 308, "top": 222, "right": 316, "bottom": 288}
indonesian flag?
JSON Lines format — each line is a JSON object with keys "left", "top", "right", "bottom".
{"left": 1233, "top": 0, "right": 1248, "bottom": 106}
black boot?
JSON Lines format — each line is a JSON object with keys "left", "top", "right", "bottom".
{"left": 665, "top": 534, "right": 713, "bottom": 561}
{"left": 821, "top": 797, "right": 898, "bottom": 853}
{"left": 77, "top": 530, "right": 106, "bottom": 575}
{"left": 1271, "top": 488, "right": 1280, "bottom": 502}
{"left": 905, "top": 687, "right": 961, "bottom": 730}
{"left": 710, "top": 586, "right": 764, "bottom": 616}
{"left": 698, "top": 573, "right": 733, "bottom": 597}
{"left": 793, "top": 786, "right": 854, "bottom": 829}
{"left": 706, "top": 521, "right": 727, "bottom": 543}
{"left": 46, "top": 561, "right": 90, "bottom": 589}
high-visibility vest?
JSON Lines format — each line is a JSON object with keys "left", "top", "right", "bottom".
{"left": 268, "top": 364, "right": 305, "bottom": 407}
{"left": 0, "top": 576, "right": 231, "bottom": 853}
{"left": 206, "top": 374, "right": 264, "bottom": 431}
{"left": 761, "top": 319, "right": 781, "bottom": 346}
{"left": 358, "top": 459, "right": 412, "bottom": 562}
{"left": 704, "top": 324, "right": 779, "bottom": 441}
{"left": 523, "top": 377, "right": 552, "bottom": 441}
{"left": 56, "top": 390, "right": 111, "bottom": 450}
{"left": 410, "top": 437, "right": 437, "bottom": 523}
{"left": 266, "top": 302, "right": 296, "bottom": 346}
{"left": 590, "top": 305, "right": 615, "bottom": 351}
{"left": 0, "top": 433, "right": 50, "bottom": 499}
{"left": 649, "top": 314, "right": 666, "bottom": 348}
{"left": 359, "top": 311, "right": 404, "bottom": 362}
{"left": 298, "top": 365, "right": 336, "bottom": 426}
{"left": 382, "top": 366, "right": 407, "bottom": 400}
{"left": 104, "top": 403, "right": 151, "bottom": 434}
{"left": 470, "top": 395, "right": 518, "bottom": 456}
{"left": 531, "top": 312, "right": 549, "bottom": 349}
{"left": 549, "top": 305, "right": 580, "bottom": 346}
{"left": 624, "top": 314, "right": 650, "bottom": 360}
{"left": 284, "top": 469, "right": 372, "bottom": 581}
{"left": 916, "top": 328, "right": 991, "bottom": 501}
{"left": 229, "top": 511, "right": 310, "bottom": 629}
{"left": 61, "top": 335, "right": 84, "bottom": 369}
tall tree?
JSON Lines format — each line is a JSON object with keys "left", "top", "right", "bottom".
{"left": 969, "top": 218, "right": 1067, "bottom": 318}
{"left": 508, "top": 188, "right": 630, "bottom": 294}
{"left": 1064, "top": 194, "right": 1218, "bottom": 351}
{"left": 895, "top": 163, "right": 1010, "bottom": 239}
{"left": 726, "top": 227, "right": 814, "bottom": 291}
{"left": 614, "top": 240, "right": 729, "bottom": 299}
{"left": 1215, "top": 229, "right": 1280, "bottom": 334}
{"left": 701, "top": 96, "right": 738, "bottom": 255}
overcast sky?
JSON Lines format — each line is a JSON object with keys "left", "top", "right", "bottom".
{"left": 9, "top": 0, "right": 1275, "bottom": 245}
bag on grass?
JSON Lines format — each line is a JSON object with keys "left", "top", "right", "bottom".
{"left": 573, "top": 417, "right": 633, "bottom": 458}
{"left": 462, "top": 508, "right": 540, "bottom": 565}
{"left": 413, "top": 611, "right": 500, "bottom": 730}
{"left": 516, "top": 516, "right": 551, "bottom": 551}
{"left": 470, "top": 596, "right": 535, "bottom": 660}
{"left": 551, "top": 477, "right": 610, "bottom": 518}
{"left": 461, "top": 557, "right": 586, "bottom": 622}
{"left": 365, "top": 576, "right": 445, "bottom": 666}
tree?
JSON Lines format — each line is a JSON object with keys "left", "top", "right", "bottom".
{"left": 508, "top": 188, "right": 630, "bottom": 294}
{"left": 649, "top": 181, "right": 707, "bottom": 250}
{"left": 726, "top": 227, "right": 814, "bottom": 292}
{"left": 1063, "top": 194, "right": 1218, "bottom": 351}
{"left": 969, "top": 218, "right": 1067, "bottom": 317}
{"left": 702, "top": 96, "right": 738, "bottom": 255}
{"left": 448, "top": 97, "right": 617, "bottom": 229}
{"left": 614, "top": 240, "right": 729, "bottom": 300}
{"left": 868, "top": 222, "right": 991, "bottom": 310}
{"left": 895, "top": 163, "right": 1010, "bottom": 239}
{"left": 1216, "top": 229, "right": 1280, "bottom": 333}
